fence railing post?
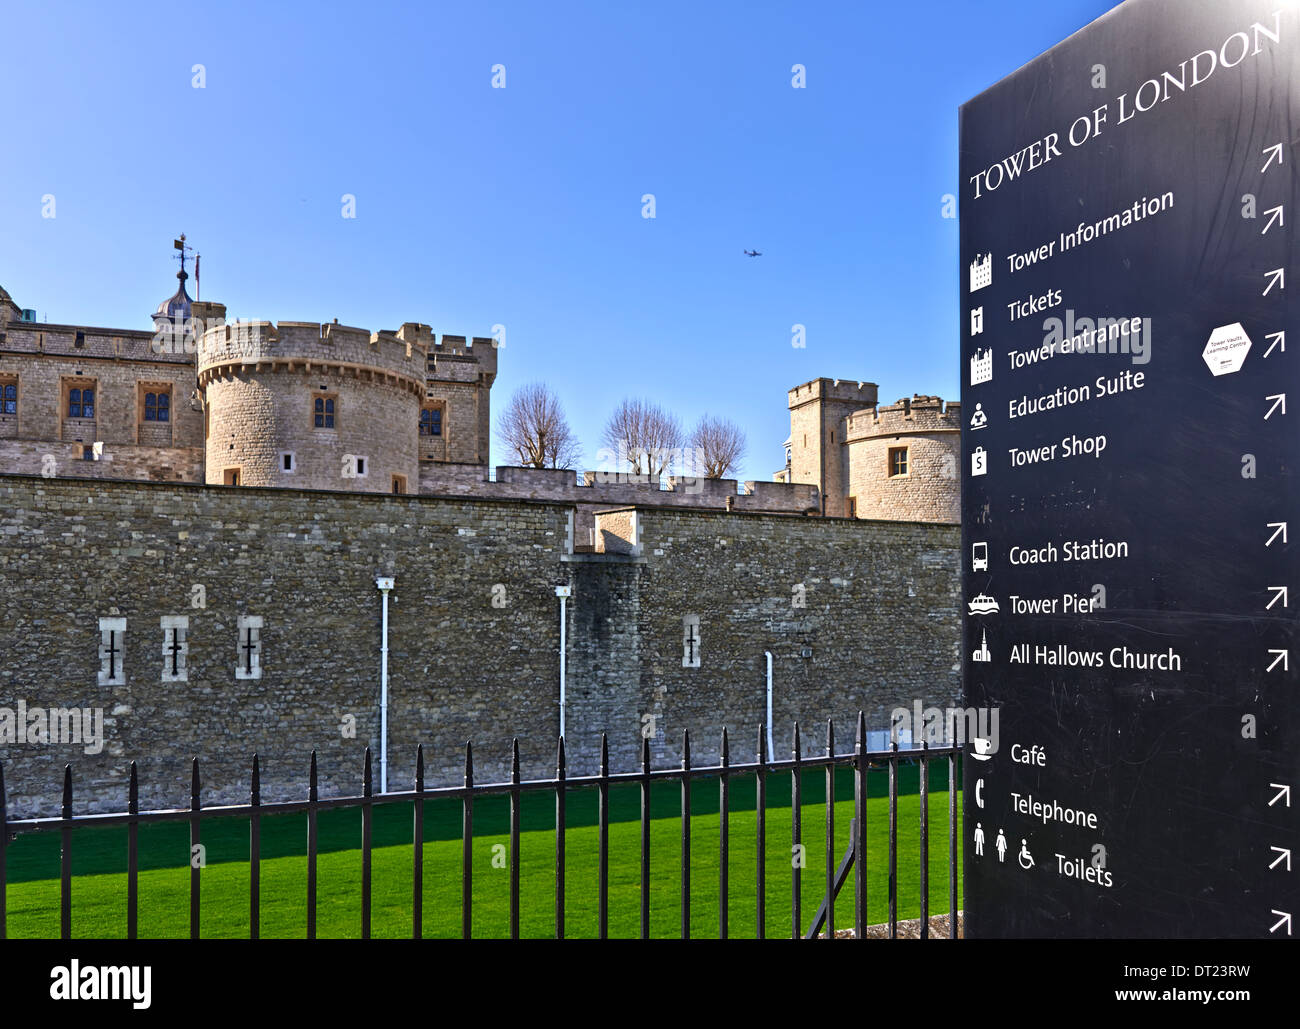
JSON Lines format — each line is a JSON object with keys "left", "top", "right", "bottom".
{"left": 719, "top": 727, "right": 729, "bottom": 941}
{"left": 920, "top": 739, "right": 930, "bottom": 940}
{"left": 792, "top": 722, "right": 802, "bottom": 940}
{"left": 855, "top": 711, "right": 866, "bottom": 939}
{"left": 127, "top": 761, "right": 138, "bottom": 941}
{"left": 640, "top": 736, "right": 650, "bottom": 941}
{"left": 413, "top": 744, "right": 424, "bottom": 940}
{"left": 361, "top": 748, "right": 373, "bottom": 940}
{"left": 756, "top": 724, "right": 767, "bottom": 940}
{"left": 680, "top": 728, "right": 691, "bottom": 940}
{"left": 556, "top": 737, "right": 566, "bottom": 941}
{"left": 825, "top": 719, "right": 835, "bottom": 940}
{"left": 190, "top": 758, "right": 201, "bottom": 941}
{"left": 598, "top": 734, "right": 609, "bottom": 940}
{"left": 510, "top": 738, "right": 521, "bottom": 941}
{"left": 888, "top": 741, "right": 898, "bottom": 939}
{"left": 250, "top": 755, "right": 260, "bottom": 941}
{"left": 462, "top": 742, "right": 473, "bottom": 941}
{"left": 307, "top": 751, "right": 318, "bottom": 940}
{"left": 60, "top": 765, "right": 71, "bottom": 941}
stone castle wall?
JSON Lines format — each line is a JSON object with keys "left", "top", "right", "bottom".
{"left": 0, "top": 474, "right": 959, "bottom": 816}
{"left": 0, "top": 322, "right": 203, "bottom": 452}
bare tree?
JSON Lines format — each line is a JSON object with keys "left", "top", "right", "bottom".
{"left": 497, "top": 382, "right": 582, "bottom": 469}
{"left": 689, "top": 414, "right": 747, "bottom": 478}
{"left": 601, "top": 398, "right": 685, "bottom": 479}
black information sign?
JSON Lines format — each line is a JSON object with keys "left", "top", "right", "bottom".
{"left": 960, "top": 0, "right": 1298, "bottom": 937}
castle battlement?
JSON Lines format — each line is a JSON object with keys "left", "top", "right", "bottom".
{"left": 788, "top": 377, "right": 879, "bottom": 410}
{"left": 844, "top": 394, "right": 962, "bottom": 440}
{"left": 197, "top": 319, "right": 430, "bottom": 387}
{"left": 396, "top": 324, "right": 499, "bottom": 378}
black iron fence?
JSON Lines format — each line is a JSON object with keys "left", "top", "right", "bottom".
{"left": 0, "top": 713, "right": 962, "bottom": 940}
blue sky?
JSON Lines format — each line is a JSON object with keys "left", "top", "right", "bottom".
{"left": 0, "top": 0, "right": 1115, "bottom": 479}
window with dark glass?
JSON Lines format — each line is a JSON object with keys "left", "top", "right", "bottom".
{"left": 420, "top": 407, "right": 442, "bottom": 436}
{"left": 144, "top": 391, "right": 170, "bottom": 422}
{"left": 1, "top": 382, "right": 15, "bottom": 415}
{"left": 314, "top": 395, "right": 336, "bottom": 429}
{"left": 69, "top": 387, "right": 94, "bottom": 418}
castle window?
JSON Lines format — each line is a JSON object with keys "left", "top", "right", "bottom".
{"left": 144, "top": 390, "right": 170, "bottom": 422}
{"left": 68, "top": 386, "right": 94, "bottom": 418}
{"left": 223, "top": 467, "right": 241, "bottom": 486}
{"left": 392, "top": 474, "right": 407, "bottom": 494}
{"left": 314, "top": 393, "right": 337, "bottom": 429}
{"left": 847, "top": 496, "right": 857, "bottom": 518}
{"left": 0, "top": 377, "right": 16, "bottom": 415}
{"left": 420, "top": 406, "right": 443, "bottom": 436}
{"left": 889, "top": 446, "right": 909, "bottom": 477}
{"left": 98, "top": 617, "right": 126, "bottom": 686}
{"left": 281, "top": 452, "right": 295, "bottom": 473}
{"left": 160, "top": 615, "right": 189, "bottom": 683}
{"left": 682, "top": 614, "right": 701, "bottom": 669}
{"left": 236, "top": 615, "right": 263, "bottom": 680}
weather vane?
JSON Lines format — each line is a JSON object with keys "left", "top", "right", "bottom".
{"left": 173, "top": 233, "right": 200, "bottom": 299}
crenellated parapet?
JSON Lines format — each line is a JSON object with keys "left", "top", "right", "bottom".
{"left": 197, "top": 319, "right": 429, "bottom": 398}
{"left": 845, "top": 394, "right": 962, "bottom": 442}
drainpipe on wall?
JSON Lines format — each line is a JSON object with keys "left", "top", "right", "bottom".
{"left": 764, "top": 651, "right": 774, "bottom": 760}
{"left": 376, "top": 576, "right": 394, "bottom": 794}
{"left": 555, "top": 585, "right": 572, "bottom": 739}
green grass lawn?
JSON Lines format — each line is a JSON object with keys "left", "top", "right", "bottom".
{"left": 3, "top": 764, "right": 963, "bottom": 938}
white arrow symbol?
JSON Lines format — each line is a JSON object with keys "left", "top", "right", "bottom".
{"left": 1262, "top": 205, "right": 1285, "bottom": 234}
{"left": 1271, "top": 910, "right": 1292, "bottom": 935}
{"left": 1262, "top": 143, "right": 1284, "bottom": 172}
{"left": 1264, "top": 331, "right": 1286, "bottom": 357}
{"left": 1266, "top": 585, "right": 1288, "bottom": 609}
{"left": 1264, "top": 268, "right": 1285, "bottom": 295}
{"left": 1265, "top": 394, "right": 1286, "bottom": 420}
{"left": 1270, "top": 847, "right": 1292, "bottom": 871}
{"left": 1270, "top": 783, "right": 1292, "bottom": 807}
{"left": 1267, "top": 649, "right": 1289, "bottom": 672}
{"left": 1267, "top": 522, "right": 1288, "bottom": 546}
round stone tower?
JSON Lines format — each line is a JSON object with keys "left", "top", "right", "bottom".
{"left": 844, "top": 395, "right": 961, "bottom": 523}
{"left": 197, "top": 319, "right": 426, "bottom": 493}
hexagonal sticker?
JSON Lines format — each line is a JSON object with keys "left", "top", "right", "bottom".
{"left": 1203, "top": 323, "right": 1251, "bottom": 376}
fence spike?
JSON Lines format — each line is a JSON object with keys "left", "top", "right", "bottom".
{"left": 309, "top": 750, "right": 318, "bottom": 802}
{"left": 512, "top": 737, "right": 521, "bottom": 783}
{"left": 251, "top": 755, "right": 260, "bottom": 805}
{"left": 62, "top": 764, "right": 72, "bottom": 818}
{"left": 721, "top": 726, "right": 729, "bottom": 765}
{"left": 363, "top": 747, "right": 373, "bottom": 797}
{"left": 415, "top": 743, "right": 424, "bottom": 787}
{"left": 557, "top": 735, "right": 566, "bottom": 775}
